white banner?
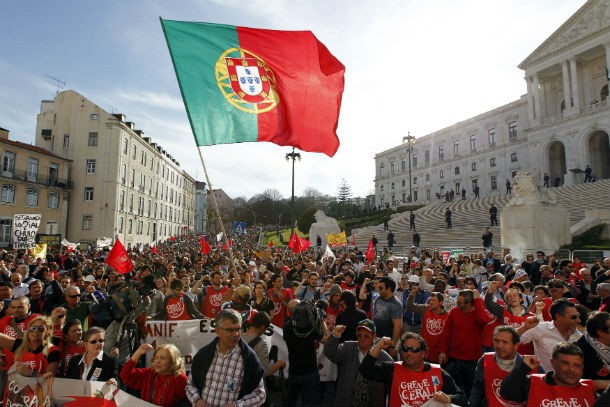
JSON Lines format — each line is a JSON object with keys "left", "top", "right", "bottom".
{"left": 96, "top": 237, "right": 113, "bottom": 248}
{"left": 12, "top": 214, "right": 41, "bottom": 250}
{"left": 145, "top": 319, "right": 289, "bottom": 373}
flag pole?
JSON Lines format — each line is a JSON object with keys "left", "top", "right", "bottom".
{"left": 196, "top": 146, "right": 233, "bottom": 259}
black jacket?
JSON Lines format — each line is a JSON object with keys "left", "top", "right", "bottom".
{"left": 66, "top": 352, "right": 119, "bottom": 382}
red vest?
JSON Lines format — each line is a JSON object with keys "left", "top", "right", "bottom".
{"left": 0, "top": 314, "right": 39, "bottom": 339}
{"left": 325, "top": 304, "right": 344, "bottom": 331}
{"left": 422, "top": 309, "right": 448, "bottom": 363}
{"left": 527, "top": 375, "right": 595, "bottom": 407}
{"left": 202, "top": 285, "right": 229, "bottom": 318}
{"left": 389, "top": 363, "right": 443, "bottom": 407}
{"left": 165, "top": 294, "right": 190, "bottom": 321}
{"left": 483, "top": 353, "right": 526, "bottom": 407}
{"left": 268, "top": 288, "right": 292, "bottom": 328}
{"left": 501, "top": 309, "right": 535, "bottom": 354}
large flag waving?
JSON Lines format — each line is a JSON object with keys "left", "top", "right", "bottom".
{"left": 287, "top": 231, "right": 311, "bottom": 254}
{"left": 365, "top": 240, "right": 376, "bottom": 264}
{"left": 160, "top": 19, "right": 345, "bottom": 157}
{"left": 105, "top": 239, "right": 134, "bottom": 275}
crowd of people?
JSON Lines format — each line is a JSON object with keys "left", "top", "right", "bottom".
{"left": 0, "top": 228, "right": 609, "bottom": 407}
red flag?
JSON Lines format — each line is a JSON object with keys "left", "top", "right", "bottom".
{"left": 151, "top": 245, "right": 158, "bottom": 254}
{"left": 201, "top": 239, "right": 211, "bottom": 255}
{"left": 169, "top": 236, "right": 175, "bottom": 242}
{"left": 228, "top": 238, "right": 233, "bottom": 247}
{"left": 105, "top": 239, "right": 134, "bottom": 275}
{"left": 365, "top": 240, "right": 375, "bottom": 264}
{"left": 223, "top": 243, "right": 228, "bottom": 250}
{"left": 288, "top": 231, "right": 311, "bottom": 254}
{"left": 267, "top": 240, "right": 274, "bottom": 248}
{"left": 351, "top": 232, "right": 356, "bottom": 246}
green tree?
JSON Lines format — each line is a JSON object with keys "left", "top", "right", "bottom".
{"left": 337, "top": 179, "right": 352, "bottom": 205}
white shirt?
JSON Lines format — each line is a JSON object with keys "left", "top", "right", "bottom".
{"left": 12, "top": 283, "right": 29, "bottom": 298}
{"left": 78, "top": 351, "right": 104, "bottom": 380}
{"left": 519, "top": 321, "right": 582, "bottom": 372}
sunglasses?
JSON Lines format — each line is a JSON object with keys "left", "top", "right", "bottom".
{"left": 29, "top": 326, "right": 45, "bottom": 332}
{"left": 68, "top": 294, "right": 80, "bottom": 298}
{"left": 88, "top": 339, "right": 105, "bottom": 344}
{"left": 401, "top": 346, "right": 424, "bottom": 353}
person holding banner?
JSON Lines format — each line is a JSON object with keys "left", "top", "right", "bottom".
{"left": 120, "top": 343, "right": 187, "bottom": 407}
{"left": 66, "top": 326, "right": 119, "bottom": 384}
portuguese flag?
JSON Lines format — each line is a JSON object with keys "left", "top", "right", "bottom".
{"left": 161, "top": 19, "right": 345, "bottom": 157}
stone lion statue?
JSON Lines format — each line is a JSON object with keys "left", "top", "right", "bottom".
{"left": 507, "top": 171, "right": 557, "bottom": 206}
{"left": 313, "top": 210, "right": 338, "bottom": 225}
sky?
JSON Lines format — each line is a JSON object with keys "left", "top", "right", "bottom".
{"left": 0, "top": 0, "right": 585, "bottom": 201}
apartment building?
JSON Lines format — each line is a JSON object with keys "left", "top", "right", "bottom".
{"left": 34, "top": 90, "right": 196, "bottom": 247}
{"left": 0, "top": 127, "right": 72, "bottom": 248}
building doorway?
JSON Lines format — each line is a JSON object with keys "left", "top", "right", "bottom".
{"left": 588, "top": 130, "right": 610, "bottom": 179}
{"left": 548, "top": 141, "right": 566, "bottom": 186}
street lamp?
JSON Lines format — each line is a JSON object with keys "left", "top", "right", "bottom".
{"left": 285, "top": 147, "right": 301, "bottom": 235}
{"left": 403, "top": 132, "right": 416, "bottom": 203}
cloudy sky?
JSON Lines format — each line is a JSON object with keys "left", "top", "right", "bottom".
{"left": 0, "top": 0, "right": 584, "bottom": 200}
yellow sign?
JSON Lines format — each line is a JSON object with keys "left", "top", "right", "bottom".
{"left": 327, "top": 231, "right": 347, "bottom": 247}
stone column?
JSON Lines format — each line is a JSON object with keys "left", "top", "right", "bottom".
{"left": 526, "top": 76, "right": 535, "bottom": 121}
{"left": 569, "top": 57, "right": 580, "bottom": 111}
{"left": 605, "top": 43, "right": 610, "bottom": 82}
{"left": 532, "top": 74, "right": 541, "bottom": 121}
{"left": 561, "top": 60, "right": 571, "bottom": 111}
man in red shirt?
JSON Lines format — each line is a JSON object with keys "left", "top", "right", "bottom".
{"left": 200, "top": 271, "right": 230, "bottom": 318}
{"left": 268, "top": 274, "right": 293, "bottom": 328}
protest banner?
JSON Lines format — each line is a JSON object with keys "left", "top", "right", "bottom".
{"left": 441, "top": 251, "right": 451, "bottom": 265}
{"left": 326, "top": 231, "right": 347, "bottom": 247}
{"left": 12, "top": 214, "right": 41, "bottom": 250}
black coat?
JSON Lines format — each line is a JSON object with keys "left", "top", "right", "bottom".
{"left": 65, "top": 352, "right": 119, "bottom": 382}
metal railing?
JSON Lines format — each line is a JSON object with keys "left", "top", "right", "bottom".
{"left": 0, "top": 169, "right": 73, "bottom": 189}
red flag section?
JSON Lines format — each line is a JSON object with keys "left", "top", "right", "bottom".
{"left": 365, "top": 240, "right": 375, "bottom": 264}
{"left": 267, "top": 240, "right": 274, "bottom": 248}
{"left": 201, "top": 239, "right": 212, "bottom": 255}
{"left": 105, "top": 238, "right": 134, "bottom": 275}
{"left": 287, "top": 231, "right": 311, "bottom": 254}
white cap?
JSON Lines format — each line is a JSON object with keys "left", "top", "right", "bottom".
{"left": 408, "top": 275, "right": 420, "bottom": 284}
{"left": 84, "top": 275, "right": 96, "bottom": 283}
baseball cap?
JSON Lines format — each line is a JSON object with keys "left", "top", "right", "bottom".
{"left": 356, "top": 319, "right": 376, "bottom": 334}
{"left": 514, "top": 269, "right": 527, "bottom": 280}
{"left": 234, "top": 285, "right": 251, "bottom": 300}
{"left": 84, "top": 275, "right": 96, "bottom": 283}
{"left": 408, "top": 275, "right": 420, "bottom": 284}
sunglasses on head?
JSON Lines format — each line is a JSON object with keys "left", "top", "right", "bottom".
{"left": 401, "top": 345, "right": 424, "bottom": 353}
{"left": 28, "top": 326, "right": 45, "bottom": 332}
{"left": 88, "top": 339, "right": 105, "bottom": 344}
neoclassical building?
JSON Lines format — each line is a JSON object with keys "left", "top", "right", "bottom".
{"left": 34, "top": 90, "right": 196, "bottom": 247}
{"left": 375, "top": 0, "right": 609, "bottom": 208}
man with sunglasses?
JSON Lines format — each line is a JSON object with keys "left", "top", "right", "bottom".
{"left": 518, "top": 298, "right": 582, "bottom": 372}
{"left": 60, "top": 285, "right": 93, "bottom": 331}
{"left": 359, "top": 332, "right": 467, "bottom": 406}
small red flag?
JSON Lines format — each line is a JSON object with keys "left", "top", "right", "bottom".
{"left": 201, "top": 239, "right": 211, "bottom": 255}
{"left": 105, "top": 238, "right": 134, "bottom": 275}
{"left": 169, "top": 236, "right": 175, "bottom": 242}
{"left": 228, "top": 238, "right": 233, "bottom": 247}
{"left": 223, "top": 243, "right": 228, "bottom": 250}
{"left": 351, "top": 232, "right": 356, "bottom": 246}
{"left": 365, "top": 240, "right": 375, "bottom": 264}
{"left": 288, "top": 231, "right": 311, "bottom": 254}
{"left": 267, "top": 240, "right": 274, "bottom": 247}
{"left": 151, "top": 245, "right": 158, "bottom": 254}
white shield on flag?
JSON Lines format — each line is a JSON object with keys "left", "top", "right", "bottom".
{"left": 225, "top": 57, "right": 272, "bottom": 103}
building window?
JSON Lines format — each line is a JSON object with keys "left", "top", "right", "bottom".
{"left": 490, "top": 157, "right": 496, "bottom": 167}
{"left": 439, "top": 170, "right": 444, "bottom": 179}
{"left": 511, "top": 152, "right": 518, "bottom": 162}
{"left": 86, "top": 159, "right": 96, "bottom": 174}
{"left": 413, "top": 176, "right": 418, "bottom": 185}
{"left": 141, "top": 151, "right": 146, "bottom": 166}
{"left": 131, "top": 145, "right": 137, "bottom": 160}
{"left": 380, "top": 163, "right": 385, "bottom": 177}
{"left": 48, "top": 192, "right": 59, "bottom": 209}
{"left": 63, "top": 135, "right": 70, "bottom": 149}
{"left": 123, "top": 139, "right": 128, "bottom": 155}
{"left": 438, "top": 146, "right": 444, "bottom": 161}
{"left": 425, "top": 174, "right": 430, "bottom": 181}
{"left": 380, "top": 185, "right": 384, "bottom": 193}
{"left": 401, "top": 159, "right": 406, "bottom": 171}
{"left": 2, "top": 152, "right": 15, "bottom": 176}
{"left": 48, "top": 164, "right": 58, "bottom": 185}
{"left": 491, "top": 175, "right": 498, "bottom": 190}
{"left": 454, "top": 166, "right": 460, "bottom": 175}
{"left": 470, "top": 135, "right": 477, "bottom": 152}
{"left": 26, "top": 188, "right": 38, "bottom": 207}
{"left": 27, "top": 158, "right": 39, "bottom": 182}
{"left": 509, "top": 121, "right": 518, "bottom": 140}
{"left": 471, "top": 162, "right": 477, "bottom": 171}
{"left": 472, "top": 179, "right": 478, "bottom": 191}
{"left": 1, "top": 185, "right": 15, "bottom": 203}
{"left": 128, "top": 219, "right": 133, "bottom": 234}
{"left": 401, "top": 180, "right": 405, "bottom": 187}
{"left": 453, "top": 142, "right": 459, "bottom": 156}
{"left": 426, "top": 189, "right": 430, "bottom": 200}
{"left": 412, "top": 154, "right": 418, "bottom": 167}
{"left": 391, "top": 182, "right": 395, "bottom": 190}
{"left": 84, "top": 187, "right": 94, "bottom": 201}
{"left": 425, "top": 150, "right": 430, "bottom": 165}
{"left": 119, "top": 190, "right": 125, "bottom": 211}
{"left": 118, "top": 217, "right": 124, "bottom": 233}
{"left": 121, "top": 164, "right": 126, "bottom": 184}
{"left": 488, "top": 128, "right": 496, "bottom": 145}
{"left": 0, "top": 219, "right": 11, "bottom": 247}
{"left": 82, "top": 215, "right": 92, "bottom": 230}
{"left": 390, "top": 161, "right": 396, "bottom": 175}
{"left": 88, "top": 132, "right": 98, "bottom": 146}
{"left": 90, "top": 114, "right": 99, "bottom": 120}
{"left": 129, "top": 194, "right": 134, "bottom": 213}
{"left": 130, "top": 169, "right": 135, "bottom": 188}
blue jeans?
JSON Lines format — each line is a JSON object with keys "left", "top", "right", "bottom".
{"left": 286, "top": 372, "right": 320, "bottom": 407}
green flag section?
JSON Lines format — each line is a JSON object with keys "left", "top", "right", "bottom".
{"left": 160, "top": 19, "right": 345, "bottom": 157}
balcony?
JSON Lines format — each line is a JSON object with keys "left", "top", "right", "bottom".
{"left": 0, "top": 169, "right": 73, "bottom": 190}
{"left": 539, "top": 100, "right": 608, "bottom": 127}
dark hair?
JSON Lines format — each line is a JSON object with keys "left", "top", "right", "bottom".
{"left": 433, "top": 279, "right": 447, "bottom": 291}
{"left": 343, "top": 270, "right": 355, "bottom": 279}
{"left": 170, "top": 279, "right": 184, "bottom": 290}
{"left": 508, "top": 281, "right": 525, "bottom": 292}
{"left": 250, "top": 311, "right": 271, "bottom": 329}
{"left": 559, "top": 259, "right": 572, "bottom": 269}
{"left": 549, "top": 298, "right": 576, "bottom": 320}
{"left": 379, "top": 277, "right": 396, "bottom": 293}
{"left": 270, "top": 274, "right": 282, "bottom": 284}
{"left": 464, "top": 276, "right": 477, "bottom": 287}
{"left": 62, "top": 319, "right": 82, "bottom": 337}
{"left": 458, "top": 290, "right": 474, "bottom": 305}
{"left": 341, "top": 290, "right": 357, "bottom": 307}
{"left": 429, "top": 292, "right": 444, "bottom": 304}
{"left": 493, "top": 325, "right": 520, "bottom": 344}
{"left": 552, "top": 342, "right": 583, "bottom": 360}
{"left": 83, "top": 326, "right": 105, "bottom": 342}
{"left": 585, "top": 311, "right": 610, "bottom": 337}
{"left": 534, "top": 285, "right": 550, "bottom": 297}
{"left": 400, "top": 331, "right": 428, "bottom": 353}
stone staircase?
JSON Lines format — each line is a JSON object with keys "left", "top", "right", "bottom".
{"left": 353, "top": 179, "right": 610, "bottom": 253}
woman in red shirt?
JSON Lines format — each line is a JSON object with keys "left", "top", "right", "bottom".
{"left": 120, "top": 343, "right": 187, "bottom": 407}
{"left": 54, "top": 319, "right": 85, "bottom": 377}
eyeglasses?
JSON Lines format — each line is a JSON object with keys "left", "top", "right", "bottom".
{"left": 68, "top": 294, "right": 80, "bottom": 298}
{"left": 218, "top": 327, "right": 241, "bottom": 333}
{"left": 88, "top": 339, "right": 105, "bottom": 344}
{"left": 28, "top": 326, "right": 45, "bottom": 332}
{"left": 401, "top": 346, "right": 424, "bottom": 353}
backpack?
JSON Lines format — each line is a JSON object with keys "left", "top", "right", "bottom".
{"left": 290, "top": 300, "right": 322, "bottom": 339}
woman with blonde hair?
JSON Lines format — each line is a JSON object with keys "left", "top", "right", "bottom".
{"left": 120, "top": 343, "right": 187, "bottom": 407}
{"left": 0, "top": 315, "right": 60, "bottom": 378}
